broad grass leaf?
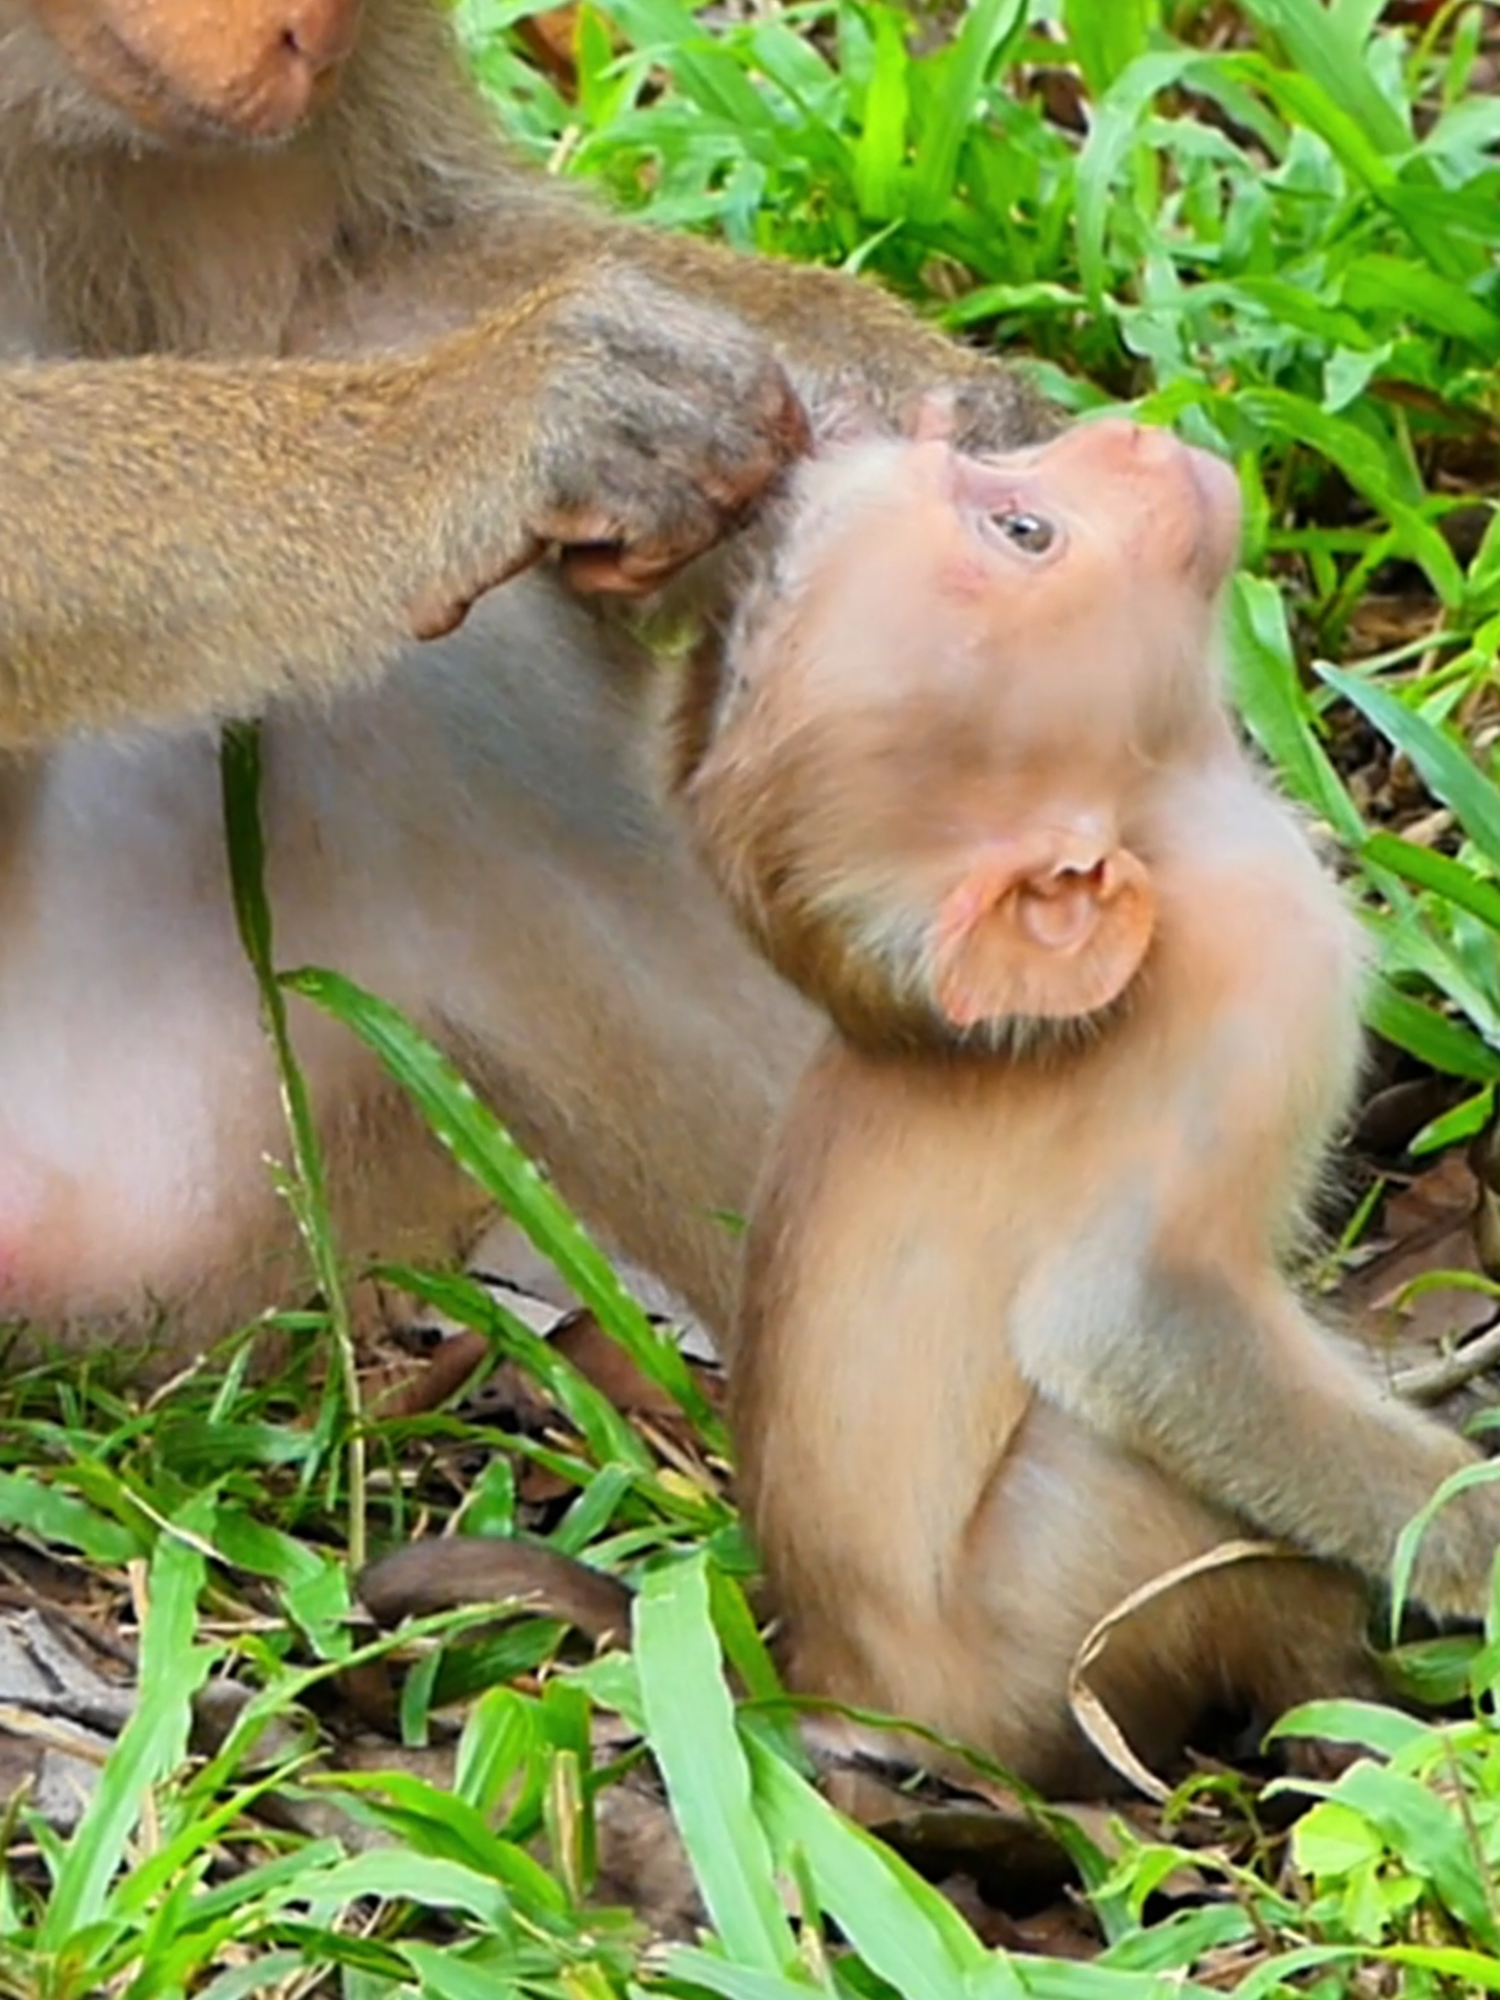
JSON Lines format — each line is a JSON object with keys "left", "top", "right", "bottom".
{"left": 1296, "top": 1797, "right": 1386, "bottom": 1879}
{"left": 1363, "top": 833, "right": 1500, "bottom": 933}
{"left": 389, "top": 1267, "right": 652, "bottom": 1472}
{"left": 636, "top": 1556, "right": 793, "bottom": 1970}
{"left": 660, "top": 1954, "right": 826, "bottom": 2000}
{"left": 910, "top": 0, "right": 1027, "bottom": 225}
{"left": 1318, "top": 1758, "right": 1500, "bottom": 1949}
{"left": 1061, "top": 0, "right": 1154, "bottom": 98}
{"left": 454, "top": 1686, "right": 542, "bottom": 1821}
{"left": 1409, "top": 1086, "right": 1495, "bottom": 1155}
{"left": 1376, "top": 907, "right": 1500, "bottom": 1047}
{"left": 0, "top": 1470, "right": 141, "bottom": 1565}
{"left": 41, "top": 1499, "right": 218, "bottom": 1946}
{"left": 1267, "top": 1697, "right": 1440, "bottom": 1760}
{"left": 401, "top": 1943, "right": 522, "bottom": 2000}
{"left": 1364, "top": 979, "right": 1500, "bottom": 1082}
{"left": 1007, "top": 1968, "right": 1222, "bottom": 1999}
{"left": 554, "top": 1463, "right": 637, "bottom": 1551}
{"left": 1094, "top": 1904, "right": 1253, "bottom": 1983}
{"left": 708, "top": 1568, "right": 784, "bottom": 1710}
{"left": 744, "top": 1737, "right": 996, "bottom": 1995}
{"left": 1341, "top": 253, "right": 1500, "bottom": 358}
{"left": 327, "top": 1768, "right": 568, "bottom": 1910}
{"left": 1235, "top": 0, "right": 1409, "bottom": 154}
{"left": 1380, "top": 1944, "right": 1500, "bottom": 1988}
{"left": 599, "top": 0, "right": 781, "bottom": 149}
{"left": 1075, "top": 51, "right": 1203, "bottom": 306}
{"left": 1235, "top": 392, "right": 1459, "bottom": 598}
{"left": 196, "top": 1953, "right": 310, "bottom": 2000}
{"left": 853, "top": 6, "right": 910, "bottom": 221}
{"left": 301, "top": 1850, "right": 514, "bottom": 1928}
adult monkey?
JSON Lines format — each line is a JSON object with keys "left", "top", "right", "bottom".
{"left": 0, "top": 0, "right": 1047, "bottom": 1360}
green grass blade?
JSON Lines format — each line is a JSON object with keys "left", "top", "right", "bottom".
{"left": 1061, "top": 0, "right": 1155, "bottom": 97}
{"left": 1236, "top": 0, "right": 1409, "bottom": 154}
{"left": 1318, "top": 1757, "right": 1500, "bottom": 1948}
{"left": 1342, "top": 252, "right": 1500, "bottom": 359}
{"left": 910, "top": 0, "right": 1027, "bottom": 225}
{"left": 1365, "top": 978, "right": 1500, "bottom": 1081}
{"left": 1226, "top": 576, "right": 1364, "bottom": 843}
{"left": 401, "top": 1943, "right": 523, "bottom": 1999}
{"left": 287, "top": 966, "right": 720, "bottom": 1438}
{"left": 1266, "top": 1697, "right": 1439, "bottom": 1760}
{"left": 1363, "top": 833, "right": 1500, "bottom": 933}
{"left": 0, "top": 1472, "right": 142, "bottom": 1566}
{"left": 40, "top": 1501, "right": 218, "bottom": 1947}
{"left": 1320, "top": 662, "right": 1500, "bottom": 863}
{"left": 1075, "top": 50, "right": 1203, "bottom": 306}
{"left": 852, "top": 7, "right": 911, "bottom": 221}
{"left": 601, "top": 0, "right": 781, "bottom": 148}
{"left": 391, "top": 1267, "right": 654, "bottom": 1472}
{"left": 635, "top": 1556, "right": 794, "bottom": 1970}
{"left": 662, "top": 1952, "right": 825, "bottom": 2000}
{"left": 301, "top": 1850, "right": 514, "bottom": 1929}
{"left": 220, "top": 723, "right": 365, "bottom": 1547}
{"left": 744, "top": 1735, "right": 1001, "bottom": 1997}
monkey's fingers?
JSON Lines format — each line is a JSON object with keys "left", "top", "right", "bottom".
{"left": 560, "top": 544, "right": 673, "bottom": 596}
{"left": 558, "top": 513, "right": 750, "bottom": 596}
{"left": 545, "top": 486, "right": 769, "bottom": 597}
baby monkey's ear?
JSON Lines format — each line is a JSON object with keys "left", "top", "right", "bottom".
{"left": 931, "top": 825, "right": 1155, "bottom": 1027}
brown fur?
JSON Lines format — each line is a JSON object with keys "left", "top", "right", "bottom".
{"left": 675, "top": 413, "right": 1500, "bottom": 1793}
{"left": 0, "top": 0, "right": 1050, "bottom": 1368}
{"left": 358, "top": 1535, "right": 633, "bottom": 1646}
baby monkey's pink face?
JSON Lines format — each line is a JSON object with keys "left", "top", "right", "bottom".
{"left": 695, "top": 415, "right": 1245, "bottom": 1042}
{"left": 776, "top": 415, "right": 1241, "bottom": 761}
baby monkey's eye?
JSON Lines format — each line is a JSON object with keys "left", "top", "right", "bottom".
{"left": 989, "top": 509, "right": 1056, "bottom": 555}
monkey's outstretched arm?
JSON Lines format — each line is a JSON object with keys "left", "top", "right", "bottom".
{"left": 0, "top": 267, "right": 804, "bottom": 749}
{"left": 1014, "top": 1257, "right": 1500, "bottom": 1620}
{"left": 409, "top": 211, "right": 1054, "bottom": 459}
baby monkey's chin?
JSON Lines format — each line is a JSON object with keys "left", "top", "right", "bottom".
{"left": 951, "top": 991, "right": 1135, "bottom": 1060}
{"left": 830, "top": 984, "right": 1137, "bottom": 1062}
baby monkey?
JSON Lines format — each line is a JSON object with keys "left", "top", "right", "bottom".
{"left": 675, "top": 406, "right": 1500, "bottom": 1793}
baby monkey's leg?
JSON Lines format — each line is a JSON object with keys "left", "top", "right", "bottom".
{"left": 953, "top": 1402, "right": 1376, "bottom": 1793}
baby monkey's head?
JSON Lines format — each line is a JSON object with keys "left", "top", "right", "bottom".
{"left": 680, "top": 406, "right": 1244, "bottom": 1051}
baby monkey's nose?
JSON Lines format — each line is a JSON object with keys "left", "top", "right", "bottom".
{"left": 1064, "top": 419, "right": 1242, "bottom": 586}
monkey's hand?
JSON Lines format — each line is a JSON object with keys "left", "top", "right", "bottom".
{"left": 515, "top": 265, "right": 810, "bottom": 598}
{"left": 410, "top": 267, "right": 810, "bottom": 638}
